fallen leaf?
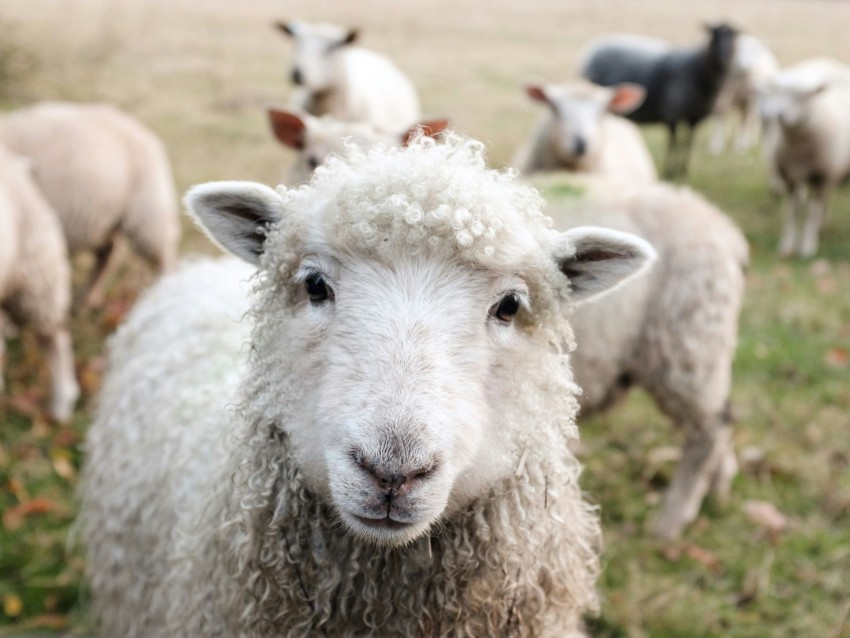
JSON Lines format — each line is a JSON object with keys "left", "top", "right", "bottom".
{"left": 685, "top": 543, "right": 723, "bottom": 572}
{"left": 2, "top": 497, "right": 65, "bottom": 531}
{"left": 743, "top": 500, "right": 788, "bottom": 536}
{"left": 825, "top": 348, "right": 849, "bottom": 369}
{"left": 3, "top": 593, "right": 23, "bottom": 618}
{"left": 50, "top": 447, "right": 75, "bottom": 480}
{"left": 16, "top": 613, "right": 70, "bottom": 630}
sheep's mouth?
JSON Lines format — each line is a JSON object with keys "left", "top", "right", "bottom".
{"left": 352, "top": 514, "right": 414, "bottom": 531}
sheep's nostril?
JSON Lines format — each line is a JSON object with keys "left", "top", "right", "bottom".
{"left": 574, "top": 136, "right": 587, "bottom": 156}
{"left": 291, "top": 68, "right": 303, "bottom": 85}
{"left": 354, "top": 452, "right": 438, "bottom": 493}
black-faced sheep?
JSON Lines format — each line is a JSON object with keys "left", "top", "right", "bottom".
{"left": 0, "top": 146, "right": 78, "bottom": 423}
{"left": 0, "top": 102, "right": 179, "bottom": 307}
{"left": 514, "top": 81, "right": 656, "bottom": 183}
{"left": 533, "top": 174, "right": 748, "bottom": 539}
{"left": 581, "top": 24, "right": 739, "bottom": 178}
{"left": 275, "top": 21, "right": 421, "bottom": 132}
{"left": 80, "top": 135, "right": 657, "bottom": 636}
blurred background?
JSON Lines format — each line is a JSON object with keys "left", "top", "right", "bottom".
{"left": 0, "top": 0, "right": 848, "bottom": 636}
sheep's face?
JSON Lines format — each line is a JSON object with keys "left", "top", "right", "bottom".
{"left": 287, "top": 254, "right": 532, "bottom": 545}
{"left": 758, "top": 81, "right": 826, "bottom": 129}
{"left": 525, "top": 83, "right": 645, "bottom": 167}
{"left": 277, "top": 21, "right": 356, "bottom": 93}
{"left": 186, "top": 137, "right": 655, "bottom": 547}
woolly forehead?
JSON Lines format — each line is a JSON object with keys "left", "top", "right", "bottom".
{"left": 266, "top": 138, "right": 557, "bottom": 278}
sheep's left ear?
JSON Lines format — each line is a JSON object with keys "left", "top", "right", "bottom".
{"left": 401, "top": 118, "right": 449, "bottom": 146}
{"left": 607, "top": 83, "right": 646, "bottom": 115}
{"left": 185, "top": 181, "right": 284, "bottom": 265}
{"left": 555, "top": 226, "right": 657, "bottom": 304}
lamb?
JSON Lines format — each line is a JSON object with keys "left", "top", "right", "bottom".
{"left": 581, "top": 24, "right": 739, "bottom": 177}
{"left": 708, "top": 34, "right": 779, "bottom": 155}
{"left": 0, "top": 102, "right": 179, "bottom": 307}
{"left": 275, "top": 21, "right": 421, "bottom": 132}
{"left": 80, "top": 134, "right": 657, "bottom": 636}
{"left": 758, "top": 58, "right": 850, "bottom": 257}
{"left": 0, "top": 146, "right": 79, "bottom": 423}
{"left": 267, "top": 107, "right": 448, "bottom": 184}
{"left": 533, "top": 174, "right": 749, "bottom": 539}
{"left": 513, "top": 81, "right": 657, "bottom": 183}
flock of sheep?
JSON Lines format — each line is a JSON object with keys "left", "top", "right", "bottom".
{"left": 0, "top": 14, "right": 846, "bottom": 637}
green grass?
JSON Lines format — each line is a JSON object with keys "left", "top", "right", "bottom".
{"left": 1, "top": 1, "right": 850, "bottom": 635}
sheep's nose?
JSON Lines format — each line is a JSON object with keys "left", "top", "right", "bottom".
{"left": 355, "top": 455, "right": 438, "bottom": 496}
{"left": 291, "top": 68, "right": 303, "bottom": 85}
{"left": 574, "top": 136, "right": 587, "bottom": 156}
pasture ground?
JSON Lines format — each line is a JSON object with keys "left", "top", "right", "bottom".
{"left": 0, "top": 1, "right": 848, "bottom": 636}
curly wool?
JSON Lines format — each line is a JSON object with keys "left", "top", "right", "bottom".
{"left": 83, "top": 136, "right": 602, "bottom": 637}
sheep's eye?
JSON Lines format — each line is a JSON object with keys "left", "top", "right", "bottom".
{"left": 305, "top": 272, "right": 331, "bottom": 303}
{"left": 307, "top": 156, "right": 320, "bottom": 170}
{"left": 492, "top": 293, "right": 521, "bottom": 323}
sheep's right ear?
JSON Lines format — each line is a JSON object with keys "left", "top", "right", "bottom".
{"left": 555, "top": 226, "right": 657, "bottom": 304}
{"left": 525, "top": 84, "right": 551, "bottom": 105}
{"left": 608, "top": 83, "right": 646, "bottom": 115}
{"left": 268, "top": 109, "right": 308, "bottom": 149}
{"left": 185, "top": 182, "right": 283, "bottom": 265}
{"left": 275, "top": 21, "right": 296, "bottom": 37}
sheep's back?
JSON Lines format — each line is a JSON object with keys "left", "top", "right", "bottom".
{"left": 81, "top": 256, "right": 254, "bottom": 635}
{"left": 0, "top": 103, "right": 173, "bottom": 253}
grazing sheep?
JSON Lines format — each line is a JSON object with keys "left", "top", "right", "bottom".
{"left": 758, "top": 58, "right": 850, "bottom": 257}
{"left": 582, "top": 24, "right": 739, "bottom": 177}
{"left": 514, "top": 81, "right": 657, "bottom": 183}
{"left": 81, "top": 135, "right": 657, "bottom": 636}
{"left": 275, "top": 21, "right": 421, "bottom": 132}
{"left": 0, "top": 146, "right": 78, "bottom": 423}
{"left": 533, "top": 174, "right": 748, "bottom": 539}
{"left": 0, "top": 102, "right": 179, "bottom": 307}
{"left": 267, "top": 107, "right": 448, "bottom": 184}
{"left": 709, "top": 34, "right": 779, "bottom": 154}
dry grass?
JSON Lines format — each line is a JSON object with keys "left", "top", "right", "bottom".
{"left": 1, "top": 0, "right": 849, "bottom": 635}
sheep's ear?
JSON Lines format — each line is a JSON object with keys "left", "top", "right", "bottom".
{"left": 268, "top": 109, "right": 308, "bottom": 149}
{"left": 185, "top": 181, "right": 283, "bottom": 265}
{"left": 525, "top": 84, "right": 551, "bottom": 105}
{"left": 608, "top": 83, "right": 646, "bottom": 115}
{"left": 401, "top": 118, "right": 449, "bottom": 146}
{"left": 556, "top": 226, "right": 657, "bottom": 304}
{"left": 275, "top": 21, "right": 296, "bottom": 37}
{"left": 796, "top": 82, "right": 828, "bottom": 101}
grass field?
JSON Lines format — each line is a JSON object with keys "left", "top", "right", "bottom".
{"left": 1, "top": 0, "right": 849, "bottom": 636}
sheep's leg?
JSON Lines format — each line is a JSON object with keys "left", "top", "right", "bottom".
{"left": 0, "top": 312, "right": 6, "bottom": 394}
{"left": 778, "top": 185, "right": 805, "bottom": 257}
{"left": 653, "top": 423, "right": 730, "bottom": 539}
{"left": 708, "top": 426, "right": 738, "bottom": 504}
{"left": 735, "top": 101, "right": 759, "bottom": 153}
{"left": 708, "top": 114, "right": 730, "bottom": 156}
{"left": 76, "top": 238, "right": 116, "bottom": 310}
{"left": 40, "top": 327, "right": 79, "bottom": 423}
{"left": 800, "top": 183, "right": 829, "bottom": 258}
{"left": 663, "top": 123, "right": 679, "bottom": 179}
{"left": 678, "top": 124, "right": 695, "bottom": 176}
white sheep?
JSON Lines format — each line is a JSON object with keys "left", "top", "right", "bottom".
{"left": 709, "top": 34, "right": 779, "bottom": 155}
{"left": 514, "top": 81, "right": 657, "bottom": 183}
{"left": 758, "top": 58, "right": 850, "bottom": 257}
{"left": 0, "top": 146, "right": 78, "bottom": 423}
{"left": 534, "top": 174, "right": 748, "bottom": 539}
{"left": 0, "top": 102, "right": 179, "bottom": 306}
{"left": 275, "top": 21, "right": 422, "bottom": 132}
{"left": 81, "top": 135, "right": 657, "bottom": 636}
{"left": 267, "top": 107, "right": 448, "bottom": 184}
